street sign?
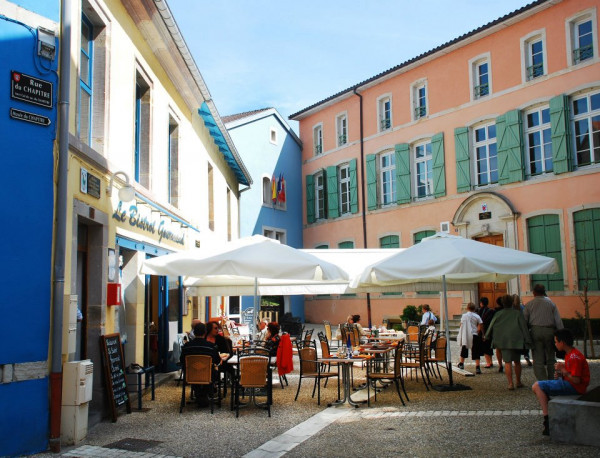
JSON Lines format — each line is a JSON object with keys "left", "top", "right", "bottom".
{"left": 10, "top": 70, "right": 53, "bottom": 108}
{"left": 9, "top": 107, "right": 51, "bottom": 126}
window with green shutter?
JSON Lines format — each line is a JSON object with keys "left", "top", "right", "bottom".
{"left": 527, "top": 214, "right": 564, "bottom": 291}
{"left": 454, "top": 127, "right": 471, "bottom": 192}
{"left": 497, "top": 109, "right": 524, "bottom": 184}
{"left": 349, "top": 159, "right": 358, "bottom": 213}
{"left": 327, "top": 165, "right": 339, "bottom": 218}
{"left": 549, "top": 94, "right": 573, "bottom": 174}
{"left": 574, "top": 209, "right": 600, "bottom": 291}
{"left": 338, "top": 241, "right": 354, "bottom": 249}
{"left": 395, "top": 143, "right": 411, "bottom": 204}
{"left": 380, "top": 235, "right": 400, "bottom": 248}
{"left": 366, "top": 154, "right": 378, "bottom": 210}
{"left": 431, "top": 133, "right": 446, "bottom": 197}
{"left": 305, "top": 174, "right": 315, "bottom": 224}
{"left": 315, "top": 244, "right": 329, "bottom": 249}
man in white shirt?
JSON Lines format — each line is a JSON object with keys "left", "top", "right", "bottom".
{"left": 457, "top": 302, "right": 483, "bottom": 374}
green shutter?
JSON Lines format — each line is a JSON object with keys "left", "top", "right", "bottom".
{"left": 550, "top": 94, "right": 573, "bottom": 175}
{"left": 366, "top": 154, "right": 378, "bottom": 211}
{"left": 305, "top": 174, "right": 314, "bottom": 224}
{"left": 497, "top": 109, "right": 524, "bottom": 184}
{"left": 395, "top": 143, "right": 411, "bottom": 204}
{"left": 349, "top": 159, "right": 358, "bottom": 214}
{"left": 414, "top": 230, "right": 435, "bottom": 244}
{"left": 574, "top": 209, "right": 600, "bottom": 291}
{"left": 527, "top": 214, "right": 564, "bottom": 291}
{"left": 380, "top": 235, "right": 399, "bottom": 248}
{"left": 326, "top": 165, "right": 339, "bottom": 218}
{"left": 431, "top": 132, "right": 446, "bottom": 197}
{"left": 454, "top": 127, "right": 471, "bottom": 193}
{"left": 338, "top": 241, "right": 354, "bottom": 249}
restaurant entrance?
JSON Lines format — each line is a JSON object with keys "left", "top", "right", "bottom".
{"left": 476, "top": 234, "right": 507, "bottom": 307}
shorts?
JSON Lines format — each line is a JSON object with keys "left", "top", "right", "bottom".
{"left": 500, "top": 349, "right": 522, "bottom": 363}
{"left": 481, "top": 338, "right": 493, "bottom": 356}
{"left": 537, "top": 378, "right": 578, "bottom": 397}
{"left": 460, "top": 334, "right": 483, "bottom": 360}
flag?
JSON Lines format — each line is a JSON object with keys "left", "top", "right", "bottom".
{"left": 277, "top": 173, "right": 282, "bottom": 202}
{"left": 280, "top": 175, "right": 286, "bottom": 202}
{"left": 271, "top": 175, "right": 277, "bottom": 202}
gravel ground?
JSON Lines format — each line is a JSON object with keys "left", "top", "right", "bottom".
{"left": 33, "top": 326, "right": 599, "bottom": 458}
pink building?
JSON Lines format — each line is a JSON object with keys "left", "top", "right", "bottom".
{"left": 290, "top": 0, "right": 600, "bottom": 325}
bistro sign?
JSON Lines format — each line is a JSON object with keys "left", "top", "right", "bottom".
{"left": 11, "top": 71, "right": 53, "bottom": 108}
{"left": 112, "top": 201, "right": 185, "bottom": 245}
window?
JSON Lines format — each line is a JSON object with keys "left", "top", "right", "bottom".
{"left": 336, "top": 113, "right": 347, "bottom": 146}
{"left": 315, "top": 171, "right": 325, "bottom": 220}
{"left": 571, "top": 91, "right": 600, "bottom": 166}
{"left": 413, "top": 83, "right": 427, "bottom": 119}
{"left": 339, "top": 163, "right": 351, "bottom": 215}
{"left": 134, "top": 72, "right": 151, "bottom": 188}
{"left": 470, "top": 55, "right": 491, "bottom": 100}
{"left": 264, "top": 227, "right": 286, "bottom": 244}
{"left": 208, "top": 163, "right": 214, "bottom": 231}
{"left": 574, "top": 208, "right": 600, "bottom": 291}
{"left": 380, "top": 151, "right": 396, "bottom": 205}
{"left": 79, "top": 14, "right": 93, "bottom": 145}
{"left": 378, "top": 95, "right": 392, "bottom": 131}
{"left": 414, "top": 141, "right": 433, "bottom": 198}
{"left": 522, "top": 32, "right": 545, "bottom": 80}
{"left": 414, "top": 230, "right": 435, "bottom": 244}
{"left": 525, "top": 106, "right": 552, "bottom": 175}
{"left": 315, "top": 244, "right": 329, "bottom": 249}
{"left": 262, "top": 176, "right": 271, "bottom": 204}
{"left": 338, "top": 241, "right": 354, "bottom": 249}
{"left": 168, "top": 116, "right": 179, "bottom": 207}
{"left": 270, "top": 127, "right": 277, "bottom": 144}
{"left": 527, "top": 215, "right": 564, "bottom": 291}
{"left": 572, "top": 18, "right": 594, "bottom": 64}
{"left": 380, "top": 235, "right": 399, "bottom": 248}
{"left": 474, "top": 123, "right": 497, "bottom": 185}
{"left": 313, "top": 124, "right": 323, "bottom": 155}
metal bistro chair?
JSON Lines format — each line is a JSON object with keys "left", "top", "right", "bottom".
{"left": 233, "top": 354, "right": 272, "bottom": 417}
{"left": 317, "top": 332, "right": 339, "bottom": 387}
{"left": 323, "top": 320, "right": 339, "bottom": 350}
{"left": 426, "top": 334, "right": 449, "bottom": 381}
{"left": 295, "top": 341, "right": 339, "bottom": 405}
{"left": 400, "top": 328, "right": 433, "bottom": 391}
{"left": 366, "top": 342, "right": 407, "bottom": 407}
{"left": 180, "top": 354, "right": 218, "bottom": 414}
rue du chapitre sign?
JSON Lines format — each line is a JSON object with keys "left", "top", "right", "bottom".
{"left": 10, "top": 70, "right": 53, "bottom": 108}
{"left": 112, "top": 201, "right": 185, "bottom": 246}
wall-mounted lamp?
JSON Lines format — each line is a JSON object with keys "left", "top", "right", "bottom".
{"left": 107, "top": 171, "right": 135, "bottom": 202}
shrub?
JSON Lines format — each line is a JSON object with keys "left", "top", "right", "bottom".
{"left": 400, "top": 305, "right": 420, "bottom": 323}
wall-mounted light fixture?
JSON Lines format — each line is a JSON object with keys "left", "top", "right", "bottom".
{"left": 107, "top": 171, "right": 135, "bottom": 202}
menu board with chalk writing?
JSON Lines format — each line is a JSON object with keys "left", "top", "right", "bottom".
{"left": 100, "top": 333, "right": 131, "bottom": 421}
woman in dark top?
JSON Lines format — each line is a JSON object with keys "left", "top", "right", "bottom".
{"left": 264, "top": 322, "right": 281, "bottom": 356}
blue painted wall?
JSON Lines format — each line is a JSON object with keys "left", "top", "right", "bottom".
{"left": 227, "top": 112, "right": 305, "bottom": 320}
{"left": 0, "top": 2, "right": 58, "bottom": 455}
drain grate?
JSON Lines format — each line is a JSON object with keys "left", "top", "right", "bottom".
{"left": 104, "top": 438, "right": 163, "bottom": 452}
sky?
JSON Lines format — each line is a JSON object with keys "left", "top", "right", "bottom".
{"left": 168, "top": 0, "right": 533, "bottom": 130}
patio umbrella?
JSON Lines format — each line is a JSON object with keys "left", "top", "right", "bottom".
{"left": 141, "top": 235, "right": 349, "bottom": 327}
{"left": 353, "top": 232, "right": 558, "bottom": 389}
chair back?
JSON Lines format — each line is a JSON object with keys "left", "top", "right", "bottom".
{"left": 341, "top": 324, "right": 358, "bottom": 347}
{"left": 184, "top": 354, "right": 213, "bottom": 385}
{"left": 406, "top": 325, "right": 419, "bottom": 344}
{"left": 297, "top": 342, "right": 318, "bottom": 374}
{"left": 222, "top": 325, "right": 231, "bottom": 338}
{"left": 239, "top": 356, "right": 269, "bottom": 388}
{"left": 393, "top": 342, "right": 405, "bottom": 375}
{"left": 318, "top": 333, "right": 331, "bottom": 358}
{"left": 231, "top": 326, "right": 240, "bottom": 336}
{"left": 352, "top": 325, "right": 360, "bottom": 345}
{"left": 303, "top": 328, "right": 314, "bottom": 346}
{"left": 434, "top": 336, "right": 447, "bottom": 360}
{"left": 323, "top": 321, "right": 332, "bottom": 341}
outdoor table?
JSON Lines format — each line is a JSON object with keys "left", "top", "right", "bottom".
{"left": 319, "top": 356, "right": 371, "bottom": 408}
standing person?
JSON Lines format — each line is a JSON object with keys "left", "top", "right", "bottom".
{"left": 478, "top": 297, "right": 495, "bottom": 368}
{"left": 512, "top": 294, "right": 532, "bottom": 367}
{"left": 420, "top": 304, "right": 438, "bottom": 326}
{"left": 494, "top": 297, "right": 504, "bottom": 372}
{"left": 485, "top": 295, "right": 532, "bottom": 390}
{"left": 524, "top": 284, "right": 564, "bottom": 381}
{"left": 457, "top": 302, "right": 483, "bottom": 374}
{"left": 532, "top": 328, "right": 590, "bottom": 436}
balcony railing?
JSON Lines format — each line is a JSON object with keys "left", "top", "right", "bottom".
{"left": 526, "top": 62, "right": 544, "bottom": 80}
{"left": 573, "top": 44, "right": 593, "bottom": 64}
{"left": 380, "top": 118, "right": 391, "bottom": 131}
{"left": 474, "top": 83, "right": 489, "bottom": 98}
{"left": 414, "top": 106, "right": 427, "bottom": 119}
{"left": 314, "top": 144, "right": 322, "bottom": 155}
{"left": 338, "top": 134, "right": 347, "bottom": 145}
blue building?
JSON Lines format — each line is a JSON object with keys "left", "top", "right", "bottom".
{"left": 223, "top": 109, "right": 304, "bottom": 321}
{"left": 0, "top": 1, "right": 59, "bottom": 455}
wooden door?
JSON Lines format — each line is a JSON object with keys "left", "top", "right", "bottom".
{"left": 476, "top": 234, "right": 507, "bottom": 308}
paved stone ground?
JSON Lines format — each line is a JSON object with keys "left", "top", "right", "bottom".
{"left": 33, "top": 325, "right": 600, "bottom": 458}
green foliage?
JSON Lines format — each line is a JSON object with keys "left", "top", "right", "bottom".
{"left": 400, "top": 305, "right": 420, "bottom": 323}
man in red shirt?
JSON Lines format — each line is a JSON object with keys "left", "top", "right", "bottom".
{"left": 532, "top": 328, "right": 590, "bottom": 436}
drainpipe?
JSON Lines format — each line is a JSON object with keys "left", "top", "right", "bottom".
{"left": 49, "top": 0, "right": 71, "bottom": 452}
{"left": 353, "top": 87, "right": 372, "bottom": 327}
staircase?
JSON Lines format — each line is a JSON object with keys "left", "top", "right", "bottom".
{"left": 447, "top": 315, "right": 462, "bottom": 341}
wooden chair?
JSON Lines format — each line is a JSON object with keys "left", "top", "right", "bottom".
{"left": 317, "top": 332, "right": 339, "bottom": 387}
{"left": 366, "top": 342, "right": 407, "bottom": 407}
{"left": 233, "top": 355, "right": 272, "bottom": 417}
{"left": 323, "top": 320, "right": 339, "bottom": 350}
{"left": 400, "top": 329, "right": 433, "bottom": 392}
{"left": 180, "top": 354, "right": 217, "bottom": 413}
{"left": 426, "top": 335, "right": 448, "bottom": 380}
{"left": 294, "top": 341, "right": 339, "bottom": 405}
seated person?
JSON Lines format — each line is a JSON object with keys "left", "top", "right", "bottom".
{"left": 180, "top": 322, "right": 222, "bottom": 407}
{"left": 256, "top": 318, "right": 269, "bottom": 342}
{"left": 206, "top": 320, "right": 234, "bottom": 375}
{"left": 264, "top": 322, "right": 281, "bottom": 356}
{"left": 188, "top": 318, "right": 203, "bottom": 340}
{"left": 350, "top": 314, "right": 367, "bottom": 342}
{"left": 532, "top": 328, "right": 590, "bottom": 436}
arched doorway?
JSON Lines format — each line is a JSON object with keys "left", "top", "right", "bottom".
{"left": 476, "top": 234, "right": 507, "bottom": 307}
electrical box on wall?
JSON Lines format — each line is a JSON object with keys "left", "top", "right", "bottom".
{"left": 107, "top": 283, "right": 121, "bottom": 306}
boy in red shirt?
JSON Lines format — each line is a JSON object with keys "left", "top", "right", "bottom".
{"left": 532, "top": 328, "right": 590, "bottom": 436}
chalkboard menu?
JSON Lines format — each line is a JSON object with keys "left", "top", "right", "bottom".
{"left": 100, "top": 333, "right": 131, "bottom": 421}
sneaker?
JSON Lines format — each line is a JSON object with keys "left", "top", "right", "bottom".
{"left": 457, "top": 362, "right": 464, "bottom": 369}
{"left": 475, "top": 367, "right": 482, "bottom": 374}
{"left": 498, "top": 366, "right": 504, "bottom": 373}
{"left": 526, "top": 357, "right": 533, "bottom": 367}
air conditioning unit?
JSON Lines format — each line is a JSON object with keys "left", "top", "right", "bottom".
{"left": 440, "top": 221, "right": 450, "bottom": 233}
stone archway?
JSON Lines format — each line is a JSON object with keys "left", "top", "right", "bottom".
{"left": 451, "top": 191, "right": 520, "bottom": 309}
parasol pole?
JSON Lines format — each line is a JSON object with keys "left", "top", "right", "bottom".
{"left": 253, "top": 277, "right": 259, "bottom": 335}
{"left": 442, "top": 275, "right": 454, "bottom": 386}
